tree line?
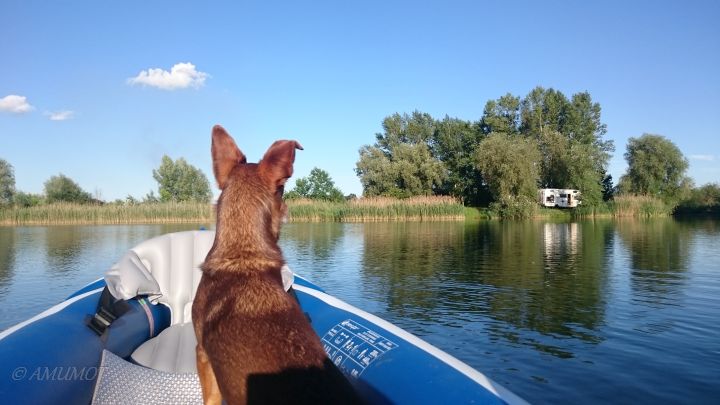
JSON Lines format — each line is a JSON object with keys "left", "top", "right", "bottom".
{"left": 355, "top": 86, "right": 716, "bottom": 215}
{"left": 0, "top": 155, "right": 213, "bottom": 208}
{"left": 2, "top": 85, "right": 717, "bottom": 217}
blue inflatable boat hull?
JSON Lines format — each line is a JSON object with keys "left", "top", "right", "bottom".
{"left": 0, "top": 276, "right": 526, "bottom": 404}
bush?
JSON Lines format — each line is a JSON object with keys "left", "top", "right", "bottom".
{"left": 44, "top": 174, "right": 93, "bottom": 204}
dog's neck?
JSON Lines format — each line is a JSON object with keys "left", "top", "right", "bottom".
{"left": 203, "top": 204, "right": 284, "bottom": 275}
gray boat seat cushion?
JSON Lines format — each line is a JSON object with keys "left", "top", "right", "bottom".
{"left": 131, "top": 322, "right": 198, "bottom": 373}
{"left": 93, "top": 349, "right": 201, "bottom": 405}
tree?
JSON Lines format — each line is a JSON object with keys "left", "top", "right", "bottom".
{"left": 432, "top": 116, "right": 489, "bottom": 205}
{"left": 475, "top": 133, "right": 541, "bottom": 204}
{"left": 143, "top": 190, "right": 160, "bottom": 204}
{"left": 618, "top": 134, "right": 691, "bottom": 204}
{"left": 517, "top": 87, "right": 613, "bottom": 206}
{"left": 356, "top": 112, "right": 446, "bottom": 197}
{"left": 480, "top": 93, "right": 521, "bottom": 135}
{"left": 14, "top": 191, "right": 43, "bottom": 208}
{"left": 0, "top": 158, "right": 15, "bottom": 206}
{"left": 601, "top": 172, "right": 614, "bottom": 202}
{"left": 44, "top": 174, "right": 93, "bottom": 204}
{"left": 152, "top": 155, "right": 212, "bottom": 203}
{"left": 285, "top": 168, "right": 344, "bottom": 202}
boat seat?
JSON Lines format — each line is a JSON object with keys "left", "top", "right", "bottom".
{"left": 104, "top": 230, "right": 295, "bottom": 373}
{"left": 106, "top": 230, "right": 216, "bottom": 326}
{"left": 131, "top": 322, "right": 198, "bottom": 373}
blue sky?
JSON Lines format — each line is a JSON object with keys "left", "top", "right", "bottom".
{"left": 1, "top": 0, "right": 718, "bottom": 201}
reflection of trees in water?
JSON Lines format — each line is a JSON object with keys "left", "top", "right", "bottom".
{"left": 361, "top": 222, "right": 465, "bottom": 323}
{"left": 676, "top": 218, "right": 719, "bottom": 236}
{"left": 0, "top": 227, "right": 16, "bottom": 290}
{"left": 616, "top": 219, "right": 691, "bottom": 308}
{"left": 282, "top": 223, "right": 345, "bottom": 261}
{"left": 361, "top": 220, "right": 612, "bottom": 357}
{"left": 478, "top": 221, "right": 611, "bottom": 351}
{"left": 44, "top": 226, "right": 86, "bottom": 274}
{"left": 280, "top": 223, "right": 346, "bottom": 284}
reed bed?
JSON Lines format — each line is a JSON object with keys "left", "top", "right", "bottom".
{"left": 0, "top": 195, "right": 675, "bottom": 225}
{"left": 0, "top": 202, "right": 214, "bottom": 225}
{"left": 287, "top": 196, "right": 465, "bottom": 222}
{"left": 607, "top": 195, "right": 672, "bottom": 217}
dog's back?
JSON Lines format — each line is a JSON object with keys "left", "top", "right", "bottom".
{"left": 192, "top": 125, "right": 361, "bottom": 404}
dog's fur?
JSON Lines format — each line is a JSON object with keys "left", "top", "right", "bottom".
{"left": 192, "top": 125, "right": 361, "bottom": 405}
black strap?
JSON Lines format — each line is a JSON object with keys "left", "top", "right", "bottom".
{"left": 87, "top": 287, "right": 131, "bottom": 336}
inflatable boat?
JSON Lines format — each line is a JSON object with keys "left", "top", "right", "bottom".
{"left": 0, "top": 231, "right": 526, "bottom": 404}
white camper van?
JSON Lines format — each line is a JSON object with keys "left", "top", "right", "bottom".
{"left": 538, "top": 188, "right": 581, "bottom": 208}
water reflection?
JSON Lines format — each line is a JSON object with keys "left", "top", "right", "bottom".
{"left": 477, "top": 221, "right": 611, "bottom": 352}
{"left": 283, "top": 222, "right": 345, "bottom": 261}
{"left": 0, "top": 227, "right": 16, "bottom": 290}
{"left": 360, "top": 222, "right": 464, "bottom": 323}
{"left": 543, "top": 222, "right": 579, "bottom": 258}
{"left": 616, "top": 219, "right": 690, "bottom": 309}
{"left": 43, "top": 226, "right": 87, "bottom": 275}
{"left": 358, "top": 221, "right": 612, "bottom": 357}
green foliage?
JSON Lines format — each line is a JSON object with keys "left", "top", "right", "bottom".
{"left": 475, "top": 133, "right": 541, "bottom": 204}
{"left": 285, "top": 167, "right": 344, "bottom": 202}
{"left": 618, "top": 134, "right": 690, "bottom": 205}
{"left": 489, "top": 196, "right": 538, "bottom": 219}
{"left": 601, "top": 172, "right": 614, "bottom": 201}
{"left": 610, "top": 195, "right": 672, "bottom": 217}
{"left": 0, "top": 201, "right": 213, "bottom": 225}
{"left": 675, "top": 183, "right": 720, "bottom": 216}
{"left": 480, "top": 94, "right": 521, "bottom": 135}
{"left": 286, "top": 196, "right": 464, "bottom": 222}
{"left": 520, "top": 87, "right": 570, "bottom": 136}
{"left": 356, "top": 112, "right": 446, "bottom": 198}
{"left": 0, "top": 158, "right": 15, "bottom": 206}
{"left": 44, "top": 174, "right": 93, "bottom": 204}
{"left": 143, "top": 190, "right": 160, "bottom": 204}
{"left": 13, "top": 191, "right": 43, "bottom": 208}
{"left": 352, "top": 88, "right": 702, "bottom": 218}
{"left": 516, "top": 87, "right": 612, "bottom": 206}
{"left": 432, "top": 116, "right": 489, "bottom": 205}
{"left": 152, "top": 155, "right": 212, "bottom": 203}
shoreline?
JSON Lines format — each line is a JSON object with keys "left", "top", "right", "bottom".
{"left": 1, "top": 198, "right": 715, "bottom": 226}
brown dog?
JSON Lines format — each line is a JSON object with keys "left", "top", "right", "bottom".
{"left": 192, "top": 125, "right": 362, "bottom": 404}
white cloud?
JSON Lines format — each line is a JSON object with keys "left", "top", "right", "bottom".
{"left": 0, "top": 94, "right": 34, "bottom": 113}
{"left": 45, "top": 110, "right": 75, "bottom": 121}
{"left": 127, "top": 62, "right": 209, "bottom": 90}
{"left": 690, "top": 154, "right": 715, "bottom": 161}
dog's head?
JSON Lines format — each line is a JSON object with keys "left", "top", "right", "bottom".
{"left": 211, "top": 125, "right": 302, "bottom": 244}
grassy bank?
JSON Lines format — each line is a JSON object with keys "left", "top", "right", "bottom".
{"left": 0, "top": 197, "right": 466, "bottom": 225}
{"left": 0, "top": 195, "right": 696, "bottom": 225}
{"left": 0, "top": 202, "right": 214, "bottom": 225}
{"left": 472, "top": 195, "right": 675, "bottom": 220}
{"left": 287, "top": 196, "right": 465, "bottom": 222}
{"left": 574, "top": 195, "right": 673, "bottom": 218}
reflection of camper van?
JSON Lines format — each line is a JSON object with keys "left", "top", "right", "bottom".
{"left": 538, "top": 189, "right": 581, "bottom": 208}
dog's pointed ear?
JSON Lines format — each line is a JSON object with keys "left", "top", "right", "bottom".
{"left": 211, "top": 125, "right": 246, "bottom": 189}
{"left": 259, "top": 140, "right": 303, "bottom": 186}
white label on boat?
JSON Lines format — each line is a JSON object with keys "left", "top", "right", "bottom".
{"left": 321, "top": 319, "right": 398, "bottom": 378}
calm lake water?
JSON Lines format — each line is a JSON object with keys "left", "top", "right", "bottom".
{"left": 1, "top": 219, "right": 719, "bottom": 404}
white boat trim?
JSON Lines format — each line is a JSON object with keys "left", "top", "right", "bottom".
{"left": 0, "top": 287, "right": 104, "bottom": 341}
{"left": 293, "top": 284, "right": 529, "bottom": 405}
